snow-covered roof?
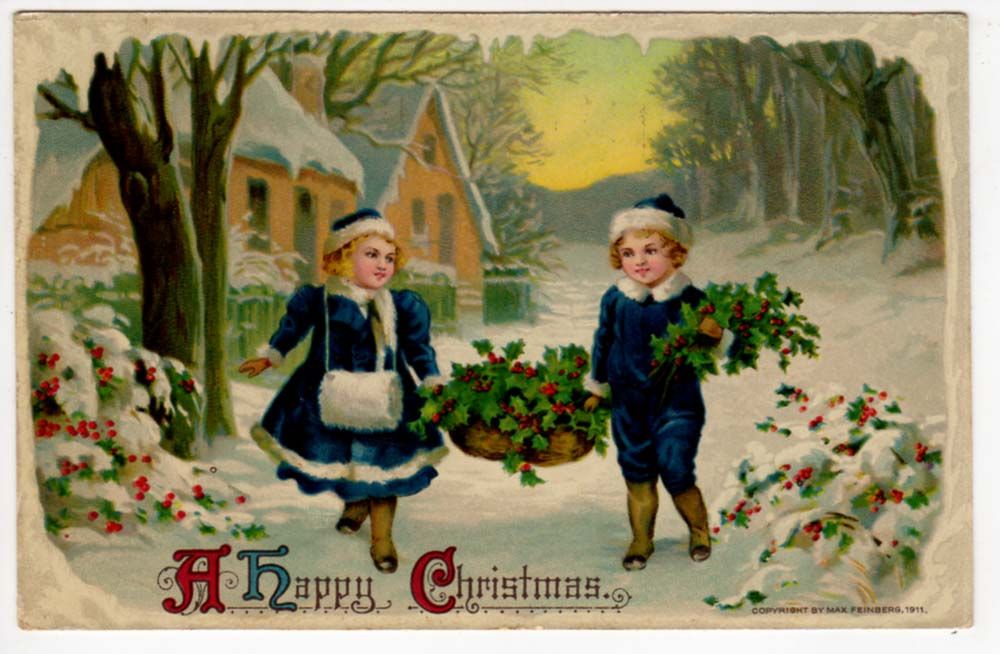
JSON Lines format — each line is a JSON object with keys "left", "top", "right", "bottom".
{"left": 337, "top": 83, "right": 499, "bottom": 255}
{"left": 169, "top": 68, "right": 364, "bottom": 193}
{"left": 31, "top": 93, "right": 102, "bottom": 231}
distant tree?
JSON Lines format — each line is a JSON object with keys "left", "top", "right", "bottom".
{"left": 447, "top": 37, "right": 574, "bottom": 277}
{"left": 760, "top": 38, "right": 943, "bottom": 260}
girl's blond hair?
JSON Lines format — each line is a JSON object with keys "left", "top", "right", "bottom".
{"left": 609, "top": 228, "right": 688, "bottom": 270}
{"left": 322, "top": 232, "right": 408, "bottom": 278}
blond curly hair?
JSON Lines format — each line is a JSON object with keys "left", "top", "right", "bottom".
{"left": 609, "top": 228, "right": 688, "bottom": 270}
{"left": 322, "top": 232, "right": 408, "bottom": 279}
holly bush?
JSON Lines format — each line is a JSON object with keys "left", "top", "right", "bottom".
{"left": 412, "top": 339, "right": 612, "bottom": 485}
{"left": 651, "top": 272, "right": 820, "bottom": 383}
{"left": 30, "top": 311, "right": 267, "bottom": 542}
{"left": 704, "top": 383, "right": 942, "bottom": 611}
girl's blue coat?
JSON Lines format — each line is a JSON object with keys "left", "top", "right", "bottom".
{"left": 260, "top": 284, "right": 445, "bottom": 501}
{"left": 590, "top": 276, "right": 710, "bottom": 494}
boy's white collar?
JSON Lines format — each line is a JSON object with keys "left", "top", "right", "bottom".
{"left": 616, "top": 271, "right": 692, "bottom": 303}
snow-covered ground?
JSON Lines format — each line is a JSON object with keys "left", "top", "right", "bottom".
{"left": 37, "top": 226, "right": 954, "bottom": 626}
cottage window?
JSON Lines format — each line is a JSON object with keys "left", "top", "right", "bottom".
{"left": 247, "top": 178, "right": 270, "bottom": 252}
{"left": 422, "top": 135, "right": 437, "bottom": 165}
{"left": 412, "top": 199, "right": 428, "bottom": 245}
{"left": 437, "top": 193, "right": 455, "bottom": 265}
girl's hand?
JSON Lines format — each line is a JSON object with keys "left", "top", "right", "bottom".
{"left": 697, "top": 316, "right": 723, "bottom": 344}
{"left": 239, "top": 357, "right": 272, "bottom": 378}
{"left": 583, "top": 394, "right": 603, "bottom": 412}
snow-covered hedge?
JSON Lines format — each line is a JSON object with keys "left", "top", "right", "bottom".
{"left": 29, "top": 308, "right": 268, "bottom": 543}
{"left": 706, "top": 382, "right": 943, "bottom": 610}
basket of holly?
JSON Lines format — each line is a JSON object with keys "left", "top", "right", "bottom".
{"left": 649, "top": 272, "right": 821, "bottom": 399}
{"left": 411, "top": 339, "right": 612, "bottom": 485}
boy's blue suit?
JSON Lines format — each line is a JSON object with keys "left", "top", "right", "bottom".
{"left": 589, "top": 272, "right": 712, "bottom": 495}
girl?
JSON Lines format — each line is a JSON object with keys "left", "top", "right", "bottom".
{"left": 240, "top": 209, "right": 447, "bottom": 574}
{"left": 584, "top": 194, "right": 727, "bottom": 571}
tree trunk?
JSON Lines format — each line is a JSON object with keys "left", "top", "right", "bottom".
{"left": 730, "top": 41, "right": 768, "bottom": 223}
{"left": 189, "top": 45, "right": 244, "bottom": 438}
{"left": 88, "top": 51, "right": 204, "bottom": 369}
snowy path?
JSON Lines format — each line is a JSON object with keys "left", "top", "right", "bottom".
{"left": 61, "top": 229, "right": 948, "bottom": 622}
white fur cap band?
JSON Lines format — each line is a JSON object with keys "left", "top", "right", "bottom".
{"left": 609, "top": 206, "right": 694, "bottom": 249}
{"left": 324, "top": 211, "right": 396, "bottom": 255}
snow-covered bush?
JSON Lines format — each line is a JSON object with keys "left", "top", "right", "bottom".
{"left": 705, "top": 383, "right": 943, "bottom": 610}
{"left": 29, "top": 308, "right": 268, "bottom": 543}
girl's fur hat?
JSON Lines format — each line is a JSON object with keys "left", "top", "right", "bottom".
{"left": 324, "top": 208, "right": 396, "bottom": 255}
{"left": 609, "top": 193, "right": 693, "bottom": 249}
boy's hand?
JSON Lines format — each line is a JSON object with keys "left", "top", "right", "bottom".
{"left": 583, "top": 394, "right": 602, "bottom": 412}
{"left": 239, "top": 357, "right": 272, "bottom": 378}
{"left": 697, "top": 316, "right": 723, "bottom": 344}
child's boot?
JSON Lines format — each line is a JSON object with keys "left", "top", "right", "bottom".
{"left": 336, "top": 499, "right": 369, "bottom": 534}
{"left": 623, "top": 480, "right": 659, "bottom": 570}
{"left": 671, "top": 486, "right": 711, "bottom": 562}
{"left": 369, "top": 496, "right": 399, "bottom": 573}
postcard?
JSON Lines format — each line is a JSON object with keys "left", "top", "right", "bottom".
{"left": 12, "top": 10, "right": 971, "bottom": 629}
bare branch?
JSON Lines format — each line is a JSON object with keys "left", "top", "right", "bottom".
{"left": 37, "top": 85, "right": 96, "bottom": 130}
{"left": 165, "top": 38, "right": 193, "bottom": 85}
{"left": 212, "top": 37, "right": 239, "bottom": 88}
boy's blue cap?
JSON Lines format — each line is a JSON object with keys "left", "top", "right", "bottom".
{"left": 610, "top": 193, "right": 693, "bottom": 249}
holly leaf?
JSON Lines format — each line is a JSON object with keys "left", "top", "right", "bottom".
{"left": 885, "top": 401, "right": 902, "bottom": 414}
{"left": 822, "top": 522, "right": 839, "bottom": 539}
{"left": 703, "top": 596, "right": 719, "bottom": 606}
{"left": 502, "top": 340, "right": 526, "bottom": 361}
{"left": 519, "top": 468, "right": 545, "bottom": 486}
{"left": 745, "top": 590, "right": 767, "bottom": 605}
{"left": 530, "top": 434, "right": 549, "bottom": 451}
{"left": 471, "top": 339, "right": 494, "bottom": 356}
{"left": 498, "top": 416, "right": 518, "bottom": 434}
{"left": 837, "top": 533, "right": 854, "bottom": 554}
{"left": 904, "top": 490, "right": 929, "bottom": 510}
{"left": 479, "top": 402, "right": 503, "bottom": 424}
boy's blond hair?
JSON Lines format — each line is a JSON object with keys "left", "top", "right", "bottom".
{"left": 609, "top": 228, "right": 688, "bottom": 270}
{"left": 322, "top": 232, "right": 408, "bottom": 278}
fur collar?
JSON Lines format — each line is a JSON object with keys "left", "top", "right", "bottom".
{"left": 616, "top": 271, "right": 692, "bottom": 303}
{"left": 325, "top": 277, "right": 397, "bottom": 354}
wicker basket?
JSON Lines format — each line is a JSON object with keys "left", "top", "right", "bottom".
{"left": 448, "top": 421, "right": 595, "bottom": 467}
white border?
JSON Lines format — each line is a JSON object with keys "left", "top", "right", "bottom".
{"left": 2, "top": 2, "right": 996, "bottom": 653}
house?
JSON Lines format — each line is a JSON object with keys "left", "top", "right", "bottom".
{"left": 327, "top": 81, "right": 499, "bottom": 309}
{"left": 28, "top": 68, "right": 364, "bottom": 284}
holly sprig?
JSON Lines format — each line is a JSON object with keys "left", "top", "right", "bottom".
{"left": 651, "top": 272, "right": 820, "bottom": 383}
{"left": 412, "top": 339, "right": 612, "bottom": 485}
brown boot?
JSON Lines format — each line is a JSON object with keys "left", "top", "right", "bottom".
{"left": 336, "top": 499, "right": 369, "bottom": 534}
{"left": 671, "top": 486, "right": 711, "bottom": 562}
{"left": 623, "top": 480, "right": 659, "bottom": 570}
{"left": 369, "top": 496, "right": 399, "bottom": 573}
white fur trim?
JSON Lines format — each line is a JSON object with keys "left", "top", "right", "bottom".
{"left": 713, "top": 329, "right": 735, "bottom": 358}
{"left": 609, "top": 206, "right": 694, "bottom": 249}
{"left": 616, "top": 271, "right": 692, "bottom": 303}
{"left": 584, "top": 376, "right": 610, "bottom": 398}
{"left": 421, "top": 375, "right": 447, "bottom": 389}
{"left": 250, "top": 424, "right": 449, "bottom": 483}
{"left": 326, "top": 278, "right": 397, "bottom": 353}
{"left": 318, "top": 370, "right": 403, "bottom": 431}
{"left": 324, "top": 217, "right": 396, "bottom": 256}
{"left": 258, "top": 345, "right": 285, "bottom": 367}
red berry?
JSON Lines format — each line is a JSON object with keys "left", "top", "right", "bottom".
{"left": 519, "top": 463, "right": 532, "bottom": 473}
{"left": 727, "top": 513, "right": 736, "bottom": 521}
{"left": 871, "top": 505, "right": 880, "bottom": 513}
{"left": 712, "top": 526, "right": 720, "bottom": 534}
{"left": 87, "top": 511, "right": 98, "bottom": 521}
{"left": 128, "top": 455, "right": 137, "bottom": 462}
{"left": 108, "top": 430, "right": 117, "bottom": 438}
{"left": 236, "top": 495, "right": 246, "bottom": 504}
{"left": 166, "top": 492, "right": 175, "bottom": 500}
{"left": 784, "top": 481, "right": 793, "bottom": 490}
{"left": 781, "top": 348, "right": 791, "bottom": 355}
{"left": 799, "top": 405, "right": 807, "bottom": 413}
{"left": 135, "top": 492, "right": 145, "bottom": 501}
{"left": 891, "top": 540, "right": 899, "bottom": 547}
{"left": 162, "top": 500, "right": 172, "bottom": 508}
{"left": 175, "top": 511, "right": 186, "bottom": 520}
{"left": 812, "top": 533, "right": 821, "bottom": 542}
{"left": 141, "top": 455, "right": 152, "bottom": 463}
{"left": 878, "top": 391, "right": 888, "bottom": 400}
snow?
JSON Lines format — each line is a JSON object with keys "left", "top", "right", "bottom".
{"left": 169, "top": 68, "right": 365, "bottom": 191}
{"left": 26, "top": 224, "right": 957, "bottom": 625}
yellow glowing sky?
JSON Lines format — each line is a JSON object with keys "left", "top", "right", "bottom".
{"left": 519, "top": 32, "right": 683, "bottom": 191}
